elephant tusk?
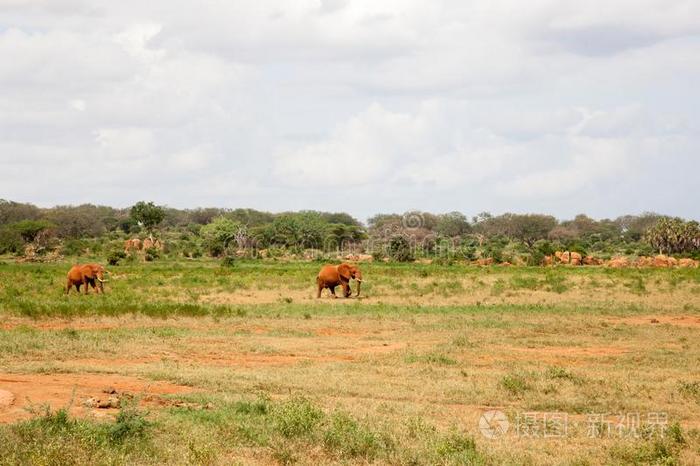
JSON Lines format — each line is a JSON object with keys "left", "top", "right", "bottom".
{"left": 356, "top": 279, "right": 362, "bottom": 283}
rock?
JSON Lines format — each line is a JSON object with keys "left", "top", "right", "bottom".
{"left": 83, "top": 397, "right": 99, "bottom": 408}
{"left": 476, "top": 258, "right": 494, "bottom": 266}
{"left": 583, "top": 256, "right": 603, "bottom": 266}
{"left": 542, "top": 256, "right": 553, "bottom": 266}
{"left": 124, "top": 238, "right": 142, "bottom": 253}
{"left": 679, "top": 258, "right": 699, "bottom": 268}
{"left": 103, "top": 387, "right": 117, "bottom": 395}
{"left": 650, "top": 318, "right": 660, "bottom": 324}
{"left": 635, "top": 256, "right": 654, "bottom": 267}
{"left": 500, "top": 262, "right": 512, "bottom": 266}
{"left": 607, "top": 257, "right": 630, "bottom": 268}
{"left": 653, "top": 255, "right": 671, "bottom": 268}
{"left": 554, "top": 251, "right": 563, "bottom": 261}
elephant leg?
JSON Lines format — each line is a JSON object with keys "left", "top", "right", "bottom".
{"left": 329, "top": 286, "right": 337, "bottom": 298}
{"left": 84, "top": 280, "right": 90, "bottom": 295}
{"left": 341, "top": 281, "right": 351, "bottom": 298}
{"left": 65, "top": 279, "right": 71, "bottom": 295}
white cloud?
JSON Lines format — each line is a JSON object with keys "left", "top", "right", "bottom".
{"left": 0, "top": 0, "right": 698, "bottom": 219}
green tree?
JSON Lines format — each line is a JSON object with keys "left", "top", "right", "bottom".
{"left": 200, "top": 216, "right": 242, "bottom": 256}
{"left": 130, "top": 201, "right": 165, "bottom": 238}
{"left": 436, "top": 212, "right": 471, "bottom": 237}
{"left": 645, "top": 218, "right": 700, "bottom": 255}
{"left": 10, "top": 219, "right": 54, "bottom": 242}
{"left": 388, "top": 235, "right": 414, "bottom": 262}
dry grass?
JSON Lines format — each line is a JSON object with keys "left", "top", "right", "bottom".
{"left": 0, "top": 260, "right": 698, "bottom": 464}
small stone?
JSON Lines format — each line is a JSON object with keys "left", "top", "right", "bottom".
{"left": 83, "top": 397, "right": 98, "bottom": 408}
{"left": 650, "top": 318, "right": 660, "bottom": 324}
{"left": 107, "top": 396, "right": 120, "bottom": 408}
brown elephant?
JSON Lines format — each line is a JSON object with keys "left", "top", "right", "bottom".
{"left": 316, "top": 263, "right": 362, "bottom": 298}
{"left": 65, "top": 263, "right": 107, "bottom": 295}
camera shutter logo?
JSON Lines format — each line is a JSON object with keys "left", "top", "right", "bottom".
{"left": 479, "top": 410, "right": 509, "bottom": 439}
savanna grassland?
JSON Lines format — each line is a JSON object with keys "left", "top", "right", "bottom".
{"left": 0, "top": 259, "right": 699, "bottom": 465}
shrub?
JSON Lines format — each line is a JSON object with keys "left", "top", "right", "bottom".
{"left": 144, "top": 247, "right": 160, "bottom": 262}
{"left": 61, "top": 239, "right": 89, "bottom": 256}
{"left": 435, "top": 431, "right": 485, "bottom": 465}
{"left": 272, "top": 398, "right": 323, "bottom": 438}
{"left": 323, "top": 412, "right": 385, "bottom": 459}
{"left": 500, "top": 373, "right": 531, "bottom": 396}
{"left": 106, "top": 249, "right": 127, "bottom": 266}
{"left": 221, "top": 256, "right": 236, "bottom": 268}
{"left": 0, "top": 226, "right": 23, "bottom": 254}
{"left": 109, "top": 402, "right": 150, "bottom": 442}
{"left": 388, "top": 235, "right": 414, "bottom": 262}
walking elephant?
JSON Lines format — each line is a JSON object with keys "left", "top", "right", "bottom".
{"left": 316, "top": 263, "right": 362, "bottom": 298}
{"left": 65, "top": 263, "right": 107, "bottom": 295}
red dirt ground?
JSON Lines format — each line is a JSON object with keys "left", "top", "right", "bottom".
{"left": 0, "top": 372, "right": 195, "bottom": 423}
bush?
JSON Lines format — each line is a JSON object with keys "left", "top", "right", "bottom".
{"left": 272, "top": 398, "right": 323, "bottom": 438}
{"left": 221, "top": 256, "right": 236, "bottom": 268}
{"left": 109, "top": 403, "right": 149, "bottom": 442}
{"left": 435, "top": 431, "right": 485, "bottom": 464}
{"left": 106, "top": 249, "right": 127, "bottom": 266}
{"left": 144, "top": 247, "right": 160, "bottom": 262}
{"left": 323, "top": 412, "right": 385, "bottom": 459}
{"left": 388, "top": 236, "right": 414, "bottom": 262}
{"left": 61, "top": 239, "right": 89, "bottom": 256}
{"left": 0, "top": 227, "right": 23, "bottom": 254}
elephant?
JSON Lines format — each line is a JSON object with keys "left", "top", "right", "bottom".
{"left": 65, "top": 263, "right": 107, "bottom": 295}
{"left": 316, "top": 263, "right": 362, "bottom": 298}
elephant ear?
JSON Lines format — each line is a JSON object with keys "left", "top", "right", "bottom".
{"left": 337, "top": 263, "right": 352, "bottom": 281}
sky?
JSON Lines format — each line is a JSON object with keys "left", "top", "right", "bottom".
{"left": 1, "top": 0, "right": 699, "bottom": 222}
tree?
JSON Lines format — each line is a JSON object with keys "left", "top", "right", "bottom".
{"left": 10, "top": 219, "right": 54, "bottom": 242}
{"left": 200, "top": 216, "right": 242, "bottom": 256}
{"left": 436, "top": 212, "right": 471, "bottom": 237}
{"left": 130, "top": 201, "right": 165, "bottom": 238}
{"left": 388, "top": 235, "right": 414, "bottom": 262}
{"left": 0, "top": 199, "right": 41, "bottom": 225}
{"left": 474, "top": 213, "right": 556, "bottom": 246}
{"left": 644, "top": 218, "right": 700, "bottom": 255}
{"left": 511, "top": 214, "right": 557, "bottom": 246}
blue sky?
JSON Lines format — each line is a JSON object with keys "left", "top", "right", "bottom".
{"left": 1, "top": 0, "right": 698, "bottom": 221}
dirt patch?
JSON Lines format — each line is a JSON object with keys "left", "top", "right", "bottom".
{"left": 0, "top": 389, "right": 14, "bottom": 408}
{"left": 0, "top": 372, "right": 195, "bottom": 423}
{"left": 503, "top": 345, "right": 630, "bottom": 363}
{"left": 610, "top": 315, "right": 700, "bottom": 328}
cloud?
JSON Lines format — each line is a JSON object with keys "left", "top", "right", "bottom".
{"left": 0, "top": 0, "right": 698, "bottom": 219}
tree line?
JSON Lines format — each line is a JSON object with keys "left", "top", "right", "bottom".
{"left": 0, "top": 199, "right": 698, "bottom": 263}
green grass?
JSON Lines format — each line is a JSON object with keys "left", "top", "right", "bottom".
{"left": 0, "top": 258, "right": 698, "bottom": 465}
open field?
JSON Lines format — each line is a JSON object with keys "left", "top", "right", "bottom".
{"left": 0, "top": 259, "right": 699, "bottom": 465}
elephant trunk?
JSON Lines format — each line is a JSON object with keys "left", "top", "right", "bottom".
{"left": 355, "top": 279, "right": 361, "bottom": 297}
